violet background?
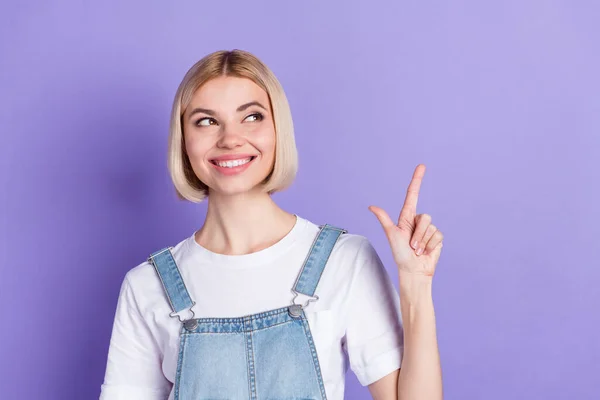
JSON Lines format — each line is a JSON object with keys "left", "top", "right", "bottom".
{"left": 1, "top": 1, "right": 599, "bottom": 399}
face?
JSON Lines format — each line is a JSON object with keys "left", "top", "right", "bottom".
{"left": 182, "top": 76, "right": 276, "bottom": 197}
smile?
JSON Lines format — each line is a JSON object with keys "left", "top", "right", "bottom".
{"left": 209, "top": 156, "right": 257, "bottom": 176}
{"left": 210, "top": 156, "right": 255, "bottom": 168}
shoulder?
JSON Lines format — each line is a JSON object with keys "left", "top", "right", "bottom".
{"left": 122, "top": 234, "right": 192, "bottom": 303}
{"left": 335, "top": 231, "right": 375, "bottom": 257}
{"left": 326, "top": 224, "right": 379, "bottom": 265}
{"left": 300, "top": 217, "right": 379, "bottom": 264}
{"left": 300, "top": 218, "right": 382, "bottom": 279}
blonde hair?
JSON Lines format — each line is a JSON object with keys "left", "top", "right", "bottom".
{"left": 167, "top": 49, "right": 298, "bottom": 203}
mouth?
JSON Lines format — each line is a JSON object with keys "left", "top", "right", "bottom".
{"left": 210, "top": 156, "right": 257, "bottom": 168}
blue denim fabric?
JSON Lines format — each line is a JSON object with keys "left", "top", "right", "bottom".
{"left": 148, "top": 224, "right": 347, "bottom": 400}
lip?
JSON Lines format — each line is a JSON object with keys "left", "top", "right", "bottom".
{"left": 210, "top": 155, "right": 257, "bottom": 176}
{"left": 210, "top": 153, "right": 257, "bottom": 162}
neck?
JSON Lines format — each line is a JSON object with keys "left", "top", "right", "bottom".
{"left": 195, "top": 189, "right": 296, "bottom": 256}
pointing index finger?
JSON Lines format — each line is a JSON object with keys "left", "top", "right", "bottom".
{"left": 399, "top": 164, "right": 426, "bottom": 220}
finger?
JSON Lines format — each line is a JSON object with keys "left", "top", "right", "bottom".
{"left": 368, "top": 205, "right": 396, "bottom": 231}
{"left": 416, "top": 220, "right": 437, "bottom": 253}
{"left": 426, "top": 240, "right": 444, "bottom": 264}
{"left": 399, "top": 164, "right": 426, "bottom": 224}
{"left": 410, "top": 214, "right": 432, "bottom": 251}
{"left": 425, "top": 230, "right": 444, "bottom": 255}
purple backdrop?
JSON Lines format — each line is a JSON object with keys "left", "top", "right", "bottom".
{"left": 1, "top": 1, "right": 599, "bottom": 399}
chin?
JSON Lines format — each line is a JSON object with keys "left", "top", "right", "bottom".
{"left": 208, "top": 180, "right": 267, "bottom": 198}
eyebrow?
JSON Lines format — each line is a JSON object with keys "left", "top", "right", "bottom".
{"left": 187, "top": 101, "right": 268, "bottom": 120}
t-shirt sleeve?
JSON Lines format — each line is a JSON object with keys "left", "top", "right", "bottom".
{"left": 343, "top": 238, "right": 404, "bottom": 386}
{"left": 100, "top": 274, "right": 172, "bottom": 400}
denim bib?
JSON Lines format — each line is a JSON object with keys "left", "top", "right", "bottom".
{"left": 148, "top": 224, "right": 347, "bottom": 399}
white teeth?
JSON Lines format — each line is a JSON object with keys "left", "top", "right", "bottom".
{"left": 215, "top": 157, "right": 252, "bottom": 168}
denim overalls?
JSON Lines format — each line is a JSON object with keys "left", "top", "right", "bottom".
{"left": 148, "top": 224, "right": 347, "bottom": 400}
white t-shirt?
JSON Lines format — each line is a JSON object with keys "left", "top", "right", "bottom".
{"left": 100, "top": 215, "right": 404, "bottom": 400}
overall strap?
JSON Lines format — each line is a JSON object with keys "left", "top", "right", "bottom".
{"left": 292, "top": 224, "right": 347, "bottom": 300}
{"left": 148, "top": 247, "right": 196, "bottom": 322}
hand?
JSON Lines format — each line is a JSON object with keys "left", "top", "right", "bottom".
{"left": 369, "top": 164, "right": 444, "bottom": 277}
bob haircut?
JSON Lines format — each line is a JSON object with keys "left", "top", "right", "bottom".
{"left": 167, "top": 49, "right": 298, "bottom": 203}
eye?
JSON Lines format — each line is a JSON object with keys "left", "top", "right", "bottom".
{"left": 196, "top": 117, "right": 217, "bottom": 127}
{"left": 244, "top": 112, "right": 264, "bottom": 122}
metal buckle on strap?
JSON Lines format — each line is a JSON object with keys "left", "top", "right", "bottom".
{"left": 289, "top": 290, "right": 319, "bottom": 318}
{"left": 168, "top": 304, "right": 197, "bottom": 322}
{"left": 183, "top": 318, "right": 198, "bottom": 331}
{"left": 169, "top": 306, "right": 198, "bottom": 330}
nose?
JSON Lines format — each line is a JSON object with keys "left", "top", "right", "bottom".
{"left": 216, "top": 125, "right": 245, "bottom": 149}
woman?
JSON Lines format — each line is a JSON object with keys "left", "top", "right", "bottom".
{"left": 100, "top": 49, "right": 443, "bottom": 400}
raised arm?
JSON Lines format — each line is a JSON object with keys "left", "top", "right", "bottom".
{"left": 368, "top": 164, "right": 444, "bottom": 400}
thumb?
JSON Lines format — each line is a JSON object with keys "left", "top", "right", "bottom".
{"left": 368, "top": 205, "right": 396, "bottom": 231}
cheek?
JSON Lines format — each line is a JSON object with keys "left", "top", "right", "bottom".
{"left": 254, "top": 130, "right": 277, "bottom": 156}
{"left": 184, "top": 136, "right": 210, "bottom": 165}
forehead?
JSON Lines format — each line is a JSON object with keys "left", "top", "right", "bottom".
{"left": 190, "top": 76, "right": 269, "bottom": 107}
